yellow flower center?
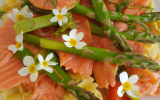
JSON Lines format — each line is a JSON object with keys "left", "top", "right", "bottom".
{"left": 68, "top": 38, "right": 77, "bottom": 46}
{"left": 123, "top": 81, "right": 132, "bottom": 91}
{"left": 16, "top": 14, "right": 25, "bottom": 21}
{"left": 42, "top": 60, "right": 48, "bottom": 67}
{"left": 57, "top": 14, "right": 63, "bottom": 21}
{"left": 28, "top": 64, "right": 36, "bottom": 73}
{"left": 15, "top": 41, "right": 22, "bottom": 49}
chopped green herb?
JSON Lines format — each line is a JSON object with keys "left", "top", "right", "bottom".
{"left": 140, "top": 75, "right": 144, "bottom": 79}
{"left": 44, "top": 0, "right": 57, "bottom": 9}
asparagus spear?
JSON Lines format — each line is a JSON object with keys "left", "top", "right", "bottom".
{"left": 90, "top": 22, "right": 160, "bottom": 43}
{"left": 91, "top": 0, "right": 134, "bottom": 51}
{"left": 14, "top": 14, "right": 135, "bottom": 42}
{"left": 14, "top": 14, "right": 57, "bottom": 34}
{"left": 71, "top": 4, "right": 160, "bottom": 23}
{"left": 23, "top": 33, "right": 160, "bottom": 71}
{"left": 24, "top": 0, "right": 160, "bottom": 23}
{"left": 14, "top": 47, "right": 100, "bottom": 100}
{"left": 14, "top": 13, "right": 160, "bottom": 45}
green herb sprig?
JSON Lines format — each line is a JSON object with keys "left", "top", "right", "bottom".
{"left": 44, "top": 0, "right": 57, "bottom": 9}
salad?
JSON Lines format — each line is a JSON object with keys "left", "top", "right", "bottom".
{"left": 0, "top": 0, "right": 160, "bottom": 100}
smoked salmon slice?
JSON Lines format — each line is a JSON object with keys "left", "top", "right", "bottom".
{"left": 22, "top": 73, "right": 65, "bottom": 100}
{"left": 56, "top": 50, "right": 94, "bottom": 77}
{"left": 0, "top": 13, "right": 29, "bottom": 90}
{"left": 93, "top": 61, "right": 119, "bottom": 88}
{"left": 104, "top": 0, "right": 120, "bottom": 11}
{"left": 80, "top": 0, "right": 93, "bottom": 8}
{"left": 122, "top": 0, "right": 151, "bottom": 15}
{"left": 127, "top": 40, "right": 145, "bottom": 54}
{"left": 71, "top": 12, "right": 91, "bottom": 45}
{"left": 0, "top": 58, "right": 29, "bottom": 90}
{"left": 0, "top": 16, "right": 16, "bottom": 66}
{"left": 29, "top": 0, "right": 79, "bottom": 11}
{"left": 93, "top": 37, "right": 120, "bottom": 88}
{"left": 114, "top": 21, "right": 128, "bottom": 32}
{"left": 125, "top": 66, "right": 158, "bottom": 96}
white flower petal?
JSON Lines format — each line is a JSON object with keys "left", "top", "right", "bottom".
{"left": 15, "top": 34, "right": 20, "bottom": 42}
{"left": 18, "top": 67, "right": 30, "bottom": 76}
{"left": 131, "top": 85, "right": 139, "bottom": 91}
{"left": 64, "top": 42, "right": 73, "bottom": 47}
{"left": 8, "top": 45, "right": 17, "bottom": 54}
{"left": 69, "top": 29, "right": 77, "bottom": 39}
{"left": 119, "top": 72, "right": 128, "bottom": 84}
{"left": 75, "top": 42, "right": 87, "bottom": 49}
{"left": 23, "top": 56, "right": 34, "bottom": 66}
{"left": 30, "top": 71, "right": 38, "bottom": 82}
{"left": 7, "top": 13, "right": 15, "bottom": 21}
{"left": 62, "top": 35, "right": 70, "bottom": 41}
{"left": 13, "top": 8, "right": 20, "bottom": 15}
{"left": 21, "top": 5, "right": 28, "bottom": 12}
{"left": 52, "top": 9, "right": 60, "bottom": 15}
{"left": 50, "top": 16, "right": 58, "bottom": 22}
{"left": 62, "top": 16, "right": 68, "bottom": 24}
{"left": 128, "top": 75, "right": 139, "bottom": 84}
{"left": 117, "top": 85, "right": 125, "bottom": 97}
{"left": 61, "top": 7, "right": 68, "bottom": 15}
{"left": 76, "top": 32, "right": 84, "bottom": 41}
{"left": 58, "top": 20, "right": 63, "bottom": 26}
{"left": 45, "top": 53, "right": 53, "bottom": 61}
{"left": 38, "top": 54, "right": 44, "bottom": 62}
{"left": 126, "top": 89, "right": 139, "bottom": 98}
{"left": 48, "top": 61, "right": 58, "bottom": 66}
{"left": 36, "top": 64, "right": 43, "bottom": 70}
{"left": 43, "top": 67, "right": 53, "bottom": 73}
{"left": 18, "top": 44, "right": 23, "bottom": 51}
{"left": 19, "top": 31, "right": 23, "bottom": 41}
{"left": 25, "top": 12, "right": 33, "bottom": 19}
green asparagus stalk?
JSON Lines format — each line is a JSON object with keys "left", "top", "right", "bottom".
{"left": 91, "top": 0, "right": 134, "bottom": 51}
{"left": 14, "top": 14, "right": 57, "bottom": 34}
{"left": 13, "top": 47, "right": 99, "bottom": 100}
{"left": 14, "top": 14, "right": 134, "bottom": 41}
{"left": 91, "top": 22, "right": 160, "bottom": 43}
{"left": 71, "top": 4, "right": 160, "bottom": 23}
{"left": 14, "top": 13, "right": 160, "bottom": 45}
{"left": 24, "top": 33, "right": 160, "bottom": 71}
{"left": 24, "top": 0, "right": 160, "bottom": 23}
{"left": 14, "top": 12, "right": 77, "bottom": 35}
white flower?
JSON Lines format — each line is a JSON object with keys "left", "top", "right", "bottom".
{"left": 117, "top": 72, "right": 139, "bottom": 98}
{"left": 62, "top": 29, "right": 87, "bottom": 49}
{"left": 50, "top": 7, "right": 68, "bottom": 26}
{"left": 18, "top": 56, "right": 38, "bottom": 82}
{"left": 7, "top": 5, "right": 33, "bottom": 23}
{"left": 37, "top": 53, "right": 58, "bottom": 73}
{"left": 8, "top": 31, "right": 24, "bottom": 54}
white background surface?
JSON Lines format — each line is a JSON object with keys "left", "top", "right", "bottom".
{"left": 0, "top": 0, "right": 160, "bottom": 100}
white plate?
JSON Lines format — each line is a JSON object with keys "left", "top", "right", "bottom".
{"left": 0, "top": 0, "right": 160, "bottom": 100}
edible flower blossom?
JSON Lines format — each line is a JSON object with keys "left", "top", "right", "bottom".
{"left": 62, "top": 29, "right": 87, "bottom": 49}
{"left": 18, "top": 56, "right": 38, "bottom": 82}
{"left": 8, "top": 31, "right": 24, "bottom": 54}
{"left": 7, "top": 5, "right": 33, "bottom": 23}
{"left": 50, "top": 7, "right": 68, "bottom": 26}
{"left": 77, "top": 77, "right": 103, "bottom": 100}
{"left": 117, "top": 72, "right": 139, "bottom": 98}
{"left": 37, "top": 53, "right": 58, "bottom": 73}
